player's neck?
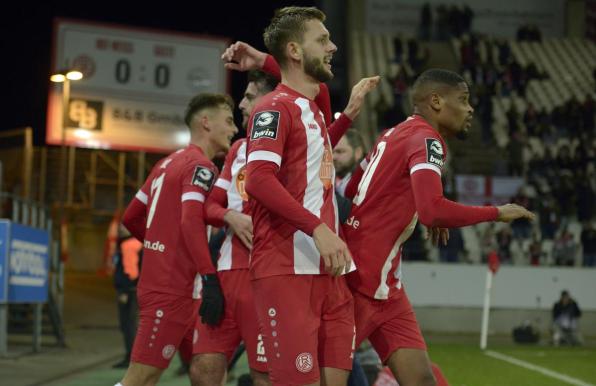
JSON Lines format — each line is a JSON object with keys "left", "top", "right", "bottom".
{"left": 190, "top": 137, "right": 214, "bottom": 160}
{"left": 281, "top": 68, "right": 319, "bottom": 100}
{"left": 412, "top": 111, "right": 447, "bottom": 137}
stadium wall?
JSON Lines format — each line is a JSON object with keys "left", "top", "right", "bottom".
{"left": 403, "top": 262, "right": 596, "bottom": 335}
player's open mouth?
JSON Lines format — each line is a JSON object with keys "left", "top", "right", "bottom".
{"left": 324, "top": 56, "right": 332, "bottom": 69}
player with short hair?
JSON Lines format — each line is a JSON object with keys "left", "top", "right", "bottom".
{"left": 343, "top": 69, "right": 534, "bottom": 386}
{"left": 117, "top": 93, "right": 238, "bottom": 386}
{"left": 242, "top": 6, "right": 379, "bottom": 386}
{"left": 189, "top": 70, "right": 279, "bottom": 386}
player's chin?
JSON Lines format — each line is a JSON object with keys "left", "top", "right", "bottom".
{"left": 456, "top": 127, "right": 469, "bottom": 140}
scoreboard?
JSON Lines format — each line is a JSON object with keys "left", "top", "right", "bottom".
{"left": 46, "top": 19, "right": 229, "bottom": 152}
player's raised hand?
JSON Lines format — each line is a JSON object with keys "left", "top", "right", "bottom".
{"left": 221, "top": 41, "right": 267, "bottom": 72}
{"left": 343, "top": 76, "right": 381, "bottom": 120}
{"left": 223, "top": 210, "right": 253, "bottom": 250}
{"left": 313, "top": 223, "right": 352, "bottom": 276}
{"left": 496, "top": 204, "right": 536, "bottom": 223}
{"left": 424, "top": 227, "right": 449, "bottom": 246}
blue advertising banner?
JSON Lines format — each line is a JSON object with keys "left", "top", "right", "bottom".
{"left": 7, "top": 223, "right": 50, "bottom": 303}
{"left": 0, "top": 220, "right": 9, "bottom": 303}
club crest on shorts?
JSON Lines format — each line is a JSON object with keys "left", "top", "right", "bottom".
{"left": 425, "top": 138, "right": 445, "bottom": 167}
{"left": 192, "top": 166, "right": 215, "bottom": 191}
{"left": 251, "top": 111, "right": 280, "bottom": 140}
{"left": 295, "top": 352, "right": 314, "bottom": 373}
{"left": 162, "top": 344, "right": 175, "bottom": 359}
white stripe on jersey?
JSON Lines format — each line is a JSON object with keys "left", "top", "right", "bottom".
{"left": 215, "top": 178, "right": 231, "bottom": 191}
{"left": 410, "top": 163, "right": 442, "bottom": 176}
{"left": 293, "top": 97, "right": 327, "bottom": 274}
{"left": 218, "top": 232, "right": 234, "bottom": 270}
{"left": 181, "top": 192, "right": 205, "bottom": 203}
{"left": 136, "top": 190, "right": 148, "bottom": 205}
{"left": 374, "top": 214, "right": 418, "bottom": 299}
{"left": 247, "top": 150, "right": 282, "bottom": 166}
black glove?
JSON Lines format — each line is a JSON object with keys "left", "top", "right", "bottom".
{"left": 198, "top": 274, "right": 225, "bottom": 326}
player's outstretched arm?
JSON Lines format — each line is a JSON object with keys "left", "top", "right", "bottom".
{"left": 495, "top": 204, "right": 536, "bottom": 223}
{"left": 329, "top": 76, "right": 380, "bottom": 147}
{"left": 412, "top": 169, "right": 501, "bottom": 228}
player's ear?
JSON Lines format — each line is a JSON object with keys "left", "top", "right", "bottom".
{"left": 200, "top": 113, "right": 211, "bottom": 132}
{"left": 430, "top": 92, "right": 442, "bottom": 112}
{"left": 287, "top": 41, "right": 302, "bottom": 62}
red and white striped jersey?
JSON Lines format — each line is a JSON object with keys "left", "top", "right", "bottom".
{"left": 133, "top": 144, "right": 218, "bottom": 297}
{"left": 213, "top": 138, "right": 250, "bottom": 271}
{"left": 246, "top": 84, "right": 342, "bottom": 279}
{"left": 343, "top": 115, "right": 447, "bottom": 300}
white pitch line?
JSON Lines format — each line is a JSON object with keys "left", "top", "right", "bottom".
{"left": 485, "top": 350, "right": 595, "bottom": 386}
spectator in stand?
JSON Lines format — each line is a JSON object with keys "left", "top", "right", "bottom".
{"left": 538, "top": 194, "right": 560, "bottom": 240}
{"left": 529, "top": 236, "right": 542, "bottom": 265}
{"left": 497, "top": 226, "right": 513, "bottom": 263}
{"left": 510, "top": 188, "right": 532, "bottom": 238}
{"left": 576, "top": 170, "right": 595, "bottom": 222}
{"left": 462, "top": 5, "right": 473, "bottom": 34}
{"left": 552, "top": 290, "right": 582, "bottom": 346}
{"left": 582, "top": 94, "right": 595, "bottom": 133}
{"left": 419, "top": 3, "right": 432, "bottom": 41}
{"left": 554, "top": 172, "right": 576, "bottom": 218}
{"left": 506, "top": 104, "right": 520, "bottom": 135}
{"left": 553, "top": 227, "right": 580, "bottom": 266}
{"left": 438, "top": 227, "right": 464, "bottom": 262}
{"left": 581, "top": 222, "right": 596, "bottom": 267}
{"left": 507, "top": 132, "right": 525, "bottom": 176}
{"left": 481, "top": 223, "right": 498, "bottom": 262}
{"left": 524, "top": 102, "right": 539, "bottom": 136}
{"left": 556, "top": 145, "right": 574, "bottom": 172}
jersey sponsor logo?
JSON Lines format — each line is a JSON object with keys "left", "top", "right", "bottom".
{"left": 295, "top": 352, "right": 314, "bottom": 373}
{"left": 235, "top": 166, "right": 248, "bottom": 201}
{"left": 425, "top": 138, "right": 445, "bottom": 167}
{"left": 144, "top": 239, "right": 165, "bottom": 252}
{"left": 251, "top": 111, "right": 279, "bottom": 140}
{"left": 192, "top": 166, "right": 215, "bottom": 191}
{"left": 319, "top": 143, "right": 333, "bottom": 190}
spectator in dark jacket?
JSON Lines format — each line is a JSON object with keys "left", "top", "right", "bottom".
{"left": 112, "top": 224, "right": 142, "bottom": 368}
{"left": 552, "top": 290, "right": 582, "bottom": 346}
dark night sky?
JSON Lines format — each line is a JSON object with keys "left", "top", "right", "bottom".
{"left": 4, "top": 0, "right": 317, "bottom": 144}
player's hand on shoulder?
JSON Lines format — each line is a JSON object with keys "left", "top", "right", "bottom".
{"left": 223, "top": 210, "right": 253, "bottom": 250}
{"left": 496, "top": 204, "right": 536, "bottom": 223}
{"left": 221, "top": 41, "right": 267, "bottom": 72}
{"left": 313, "top": 223, "right": 352, "bottom": 276}
{"left": 343, "top": 76, "right": 381, "bottom": 120}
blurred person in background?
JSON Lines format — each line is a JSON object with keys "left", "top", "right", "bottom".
{"left": 112, "top": 224, "right": 142, "bottom": 368}
{"left": 552, "top": 290, "right": 582, "bottom": 346}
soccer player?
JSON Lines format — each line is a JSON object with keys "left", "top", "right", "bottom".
{"left": 189, "top": 71, "right": 278, "bottom": 386}
{"left": 116, "top": 93, "right": 238, "bottom": 386}
{"left": 343, "top": 69, "right": 535, "bottom": 386}
{"left": 244, "top": 6, "right": 378, "bottom": 386}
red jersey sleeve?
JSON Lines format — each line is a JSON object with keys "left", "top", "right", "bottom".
{"left": 205, "top": 141, "right": 241, "bottom": 227}
{"left": 246, "top": 103, "right": 322, "bottom": 235}
{"left": 407, "top": 132, "right": 498, "bottom": 227}
{"left": 122, "top": 167, "right": 154, "bottom": 241}
{"left": 179, "top": 162, "right": 218, "bottom": 275}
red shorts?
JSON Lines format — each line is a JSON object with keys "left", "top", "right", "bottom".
{"left": 252, "top": 274, "right": 355, "bottom": 386}
{"left": 353, "top": 288, "right": 426, "bottom": 363}
{"left": 193, "top": 269, "right": 267, "bottom": 372}
{"left": 131, "top": 291, "right": 199, "bottom": 369}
